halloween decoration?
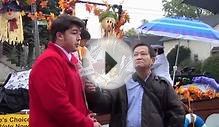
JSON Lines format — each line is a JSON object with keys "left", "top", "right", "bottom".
{"left": 0, "top": 0, "right": 24, "bottom": 44}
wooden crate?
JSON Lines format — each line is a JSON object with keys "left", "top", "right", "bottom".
{"left": 184, "top": 98, "right": 219, "bottom": 120}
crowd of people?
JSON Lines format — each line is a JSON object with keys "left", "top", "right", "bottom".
{"left": 28, "top": 14, "right": 185, "bottom": 127}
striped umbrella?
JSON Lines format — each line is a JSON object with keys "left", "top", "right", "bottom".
{"left": 137, "top": 16, "right": 219, "bottom": 83}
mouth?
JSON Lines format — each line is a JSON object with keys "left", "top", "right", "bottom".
{"left": 135, "top": 60, "right": 144, "bottom": 64}
{"left": 75, "top": 44, "right": 79, "bottom": 49}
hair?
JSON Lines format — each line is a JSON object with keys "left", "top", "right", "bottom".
{"left": 50, "top": 14, "right": 85, "bottom": 42}
{"left": 132, "top": 41, "right": 156, "bottom": 58}
{"left": 80, "top": 29, "right": 91, "bottom": 40}
{"left": 157, "top": 48, "right": 164, "bottom": 55}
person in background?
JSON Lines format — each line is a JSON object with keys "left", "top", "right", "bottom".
{"left": 86, "top": 42, "right": 185, "bottom": 127}
{"left": 78, "top": 29, "right": 91, "bottom": 60}
{"left": 73, "top": 29, "right": 91, "bottom": 61}
{"left": 152, "top": 45, "right": 173, "bottom": 85}
{"left": 73, "top": 29, "right": 96, "bottom": 67}
{"left": 29, "top": 14, "right": 101, "bottom": 127}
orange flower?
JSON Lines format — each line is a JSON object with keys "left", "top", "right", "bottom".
{"left": 58, "top": 0, "right": 69, "bottom": 11}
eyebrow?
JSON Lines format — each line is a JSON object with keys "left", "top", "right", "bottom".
{"left": 134, "top": 51, "right": 147, "bottom": 53}
{"left": 71, "top": 29, "right": 81, "bottom": 33}
{"left": 71, "top": 28, "right": 79, "bottom": 31}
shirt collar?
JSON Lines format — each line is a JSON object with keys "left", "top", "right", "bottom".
{"left": 126, "top": 71, "right": 151, "bottom": 90}
{"left": 54, "top": 44, "right": 72, "bottom": 61}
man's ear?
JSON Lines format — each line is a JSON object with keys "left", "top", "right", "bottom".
{"left": 56, "top": 32, "right": 64, "bottom": 40}
{"left": 151, "top": 57, "right": 155, "bottom": 64}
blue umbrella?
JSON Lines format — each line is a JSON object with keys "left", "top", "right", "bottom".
{"left": 138, "top": 16, "right": 219, "bottom": 83}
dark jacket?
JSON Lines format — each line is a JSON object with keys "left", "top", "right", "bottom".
{"left": 87, "top": 73, "right": 185, "bottom": 127}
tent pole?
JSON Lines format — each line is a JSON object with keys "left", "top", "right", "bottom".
{"left": 138, "top": 32, "right": 140, "bottom": 40}
{"left": 172, "top": 40, "right": 181, "bottom": 85}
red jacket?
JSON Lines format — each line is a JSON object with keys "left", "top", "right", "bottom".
{"left": 29, "top": 43, "right": 93, "bottom": 127}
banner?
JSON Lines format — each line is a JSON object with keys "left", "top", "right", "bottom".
{"left": 0, "top": 114, "right": 29, "bottom": 127}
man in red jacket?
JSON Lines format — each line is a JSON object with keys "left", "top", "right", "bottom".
{"left": 29, "top": 14, "right": 101, "bottom": 127}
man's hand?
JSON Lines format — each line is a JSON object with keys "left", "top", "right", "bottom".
{"left": 88, "top": 113, "right": 102, "bottom": 127}
{"left": 94, "top": 121, "right": 102, "bottom": 127}
{"left": 85, "top": 81, "right": 96, "bottom": 93}
{"left": 88, "top": 113, "right": 97, "bottom": 122}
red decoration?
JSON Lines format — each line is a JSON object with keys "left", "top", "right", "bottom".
{"left": 85, "top": 3, "right": 93, "bottom": 13}
{"left": 8, "top": 18, "right": 18, "bottom": 31}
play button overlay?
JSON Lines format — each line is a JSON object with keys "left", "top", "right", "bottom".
{"left": 105, "top": 52, "right": 117, "bottom": 74}
{"left": 83, "top": 38, "right": 134, "bottom": 89}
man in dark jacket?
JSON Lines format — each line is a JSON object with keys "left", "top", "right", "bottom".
{"left": 86, "top": 42, "right": 185, "bottom": 127}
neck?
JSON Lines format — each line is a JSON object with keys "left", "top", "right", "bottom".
{"left": 136, "top": 68, "right": 151, "bottom": 80}
{"left": 55, "top": 41, "right": 63, "bottom": 47}
{"left": 55, "top": 41, "right": 71, "bottom": 53}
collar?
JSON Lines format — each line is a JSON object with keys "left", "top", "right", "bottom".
{"left": 54, "top": 43, "right": 72, "bottom": 61}
{"left": 127, "top": 71, "right": 151, "bottom": 90}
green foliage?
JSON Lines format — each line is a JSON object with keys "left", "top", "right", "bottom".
{"left": 202, "top": 55, "right": 219, "bottom": 80}
{"left": 179, "top": 58, "right": 202, "bottom": 74}
{"left": 99, "top": 11, "right": 117, "bottom": 22}
{"left": 36, "top": 0, "right": 61, "bottom": 16}
{"left": 125, "top": 28, "right": 137, "bottom": 36}
{"left": 167, "top": 45, "right": 191, "bottom": 72}
{"left": 162, "top": 0, "right": 212, "bottom": 18}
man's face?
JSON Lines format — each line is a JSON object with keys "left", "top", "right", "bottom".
{"left": 133, "top": 46, "right": 155, "bottom": 70}
{"left": 59, "top": 25, "right": 81, "bottom": 52}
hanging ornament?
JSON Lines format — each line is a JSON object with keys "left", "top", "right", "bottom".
{"left": 0, "top": 1, "right": 24, "bottom": 44}
{"left": 85, "top": 3, "right": 93, "bottom": 13}
{"left": 99, "top": 11, "right": 117, "bottom": 37}
{"left": 0, "top": 11, "right": 24, "bottom": 44}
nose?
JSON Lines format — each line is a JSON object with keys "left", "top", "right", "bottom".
{"left": 76, "top": 34, "right": 81, "bottom": 42}
{"left": 135, "top": 54, "right": 142, "bottom": 60}
{"left": 78, "top": 34, "right": 81, "bottom": 40}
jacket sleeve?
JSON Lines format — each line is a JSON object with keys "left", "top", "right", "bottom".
{"left": 164, "top": 84, "right": 185, "bottom": 127}
{"left": 86, "top": 87, "right": 113, "bottom": 114}
{"left": 30, "top": 57, "right": 93, "bottom": 127}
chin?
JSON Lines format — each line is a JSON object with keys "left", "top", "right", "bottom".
{"left": 135, "top": 65, "right": 143, "bottom": 69}
{"left": 71, "top": 49, "right": 77, "bottom": 52}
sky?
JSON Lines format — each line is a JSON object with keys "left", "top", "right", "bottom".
{"left": 75, "top": 0, "right": 165, "bottom": 38}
